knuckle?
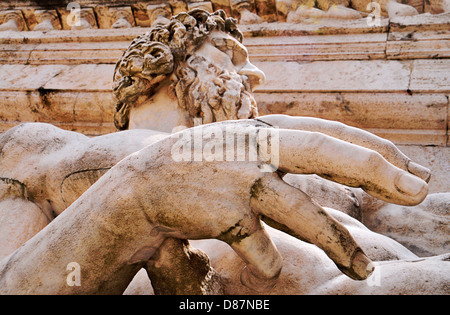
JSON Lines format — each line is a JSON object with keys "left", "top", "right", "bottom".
{"left": 363, "top": 150, "right": 387, "bottom": 175}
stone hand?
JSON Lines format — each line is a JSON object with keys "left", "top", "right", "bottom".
{"left": 117, "top": 119, "right": 428, "bottom": 291}
{"left": 0, "top": 119, "right": 429, "bottom": 294}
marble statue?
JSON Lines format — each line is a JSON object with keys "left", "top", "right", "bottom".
{"left": 0, "top": 9, "right": 448, "bottom": 295}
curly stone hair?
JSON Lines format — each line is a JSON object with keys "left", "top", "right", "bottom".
{"left": 112, "top": 9, "right": 243, "bottom": 130}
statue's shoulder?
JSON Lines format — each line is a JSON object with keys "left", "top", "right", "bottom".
{"left": 0, "top": 122, "right": 86, "bottom": 155}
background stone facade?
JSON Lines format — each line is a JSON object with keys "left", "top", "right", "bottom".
{"left": 0, "top": 1, "right": 448, "bottom": 193}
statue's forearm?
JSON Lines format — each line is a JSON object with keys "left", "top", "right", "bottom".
{"left": 0, "top": 198, "right": 49, "bottom": 261}
{"left": 0, "top": 173, "right": 161, "bottom": 295}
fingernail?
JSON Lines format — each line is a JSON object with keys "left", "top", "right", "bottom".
{"left": 407, "top": 161, "right": 431, "bottom": 183}
{"left": 337, "top": 250, "right": 374, "bottom": 280}
{"left": 351, "top": 251, "right": 374, "bottom": 280}
{"left": 395, "top": 172, "right": 428, "bottom": 197}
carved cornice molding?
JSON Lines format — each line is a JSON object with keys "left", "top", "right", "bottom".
{"left": 1, "top": 12, "right": 448, "bottom": 65}
{"left": 0, "top": 0, "right": 448, "bottom": 31}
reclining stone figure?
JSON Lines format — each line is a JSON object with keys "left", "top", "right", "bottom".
{"left": 0, "top": 9, "right": 448, "bottom": 295}
{"left": 0, "top": 118, "right": 438, "bottom": 294}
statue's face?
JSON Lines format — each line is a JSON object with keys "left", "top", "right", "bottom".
{"left": 175, "top": 30, "right": 266, "bottom": 125}
{"left": 194, "top": 31, "right": 266, "bottom": 91}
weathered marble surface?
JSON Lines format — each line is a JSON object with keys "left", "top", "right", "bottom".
{"left": 0, "top": 12, "right": 448, "bottom": 142}
{"left": 0, "top": 8, "right": 448, "bottom": 295}
{"left": 0, "top": 0, "right": 448, "bottom": 32}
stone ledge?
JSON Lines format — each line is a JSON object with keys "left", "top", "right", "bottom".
{"left": 1, "top": 59, "right": 448, "bottom": 94}
{"left": 389, "top": 12, "right": 450, "bottom": 32}
{"left": 1, "top": 15, "right": 448, "bottom": 65}
{"left": 255, "top": 60, "right": 412, "bottom": 92}
{"left": 0, "top": 15, "right": 448, "bottom": 145}
{"left": 410, "top": 60, "right": 450, "bottom": 93}
{"left": 0, "top": 27, "right": 144, "bottom": 44}
{"left": 0, "top": 89, "right": 116, "bottom": 136}
{"left": 245, "top": 33, "right": 388, "bottom": 62}
{"left": 0, "top": 61, "right": 448, "bottom": 144}
{"left": 0, "top": 1, "right": 448, "bottom": 31}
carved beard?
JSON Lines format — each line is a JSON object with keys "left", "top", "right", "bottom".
{"left": 175, "top": 55, "right": 259, "bottom": 126}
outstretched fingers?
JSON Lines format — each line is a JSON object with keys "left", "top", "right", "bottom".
{"left": 250, "top": 173, "right": 374, "bottom": 280}
{"left": 266, "top": 128, "right": 428, "bottom": 206}
{"left": 257, "top": 115, "right": 431, "bottom": 182}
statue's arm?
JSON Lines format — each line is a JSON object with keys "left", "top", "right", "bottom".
{"left": 0, "top": 122, "right": 430, "bottom": 294}
{"left": 0, "top": 166, "right": 165, "bottom": 295}
{"left": 0, "top": 198, "right": 49, "bottom": 261}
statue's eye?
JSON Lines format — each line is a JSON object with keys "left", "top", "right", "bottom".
{"left": 211, "top": 38, "right": 235, "bottom": 60}
{"left": 211, "top": 37, "right": 249, "bottom": 68}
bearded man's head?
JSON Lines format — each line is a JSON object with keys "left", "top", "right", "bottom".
{"left": 113, "top": 9, "right": 264, "bottom": 130}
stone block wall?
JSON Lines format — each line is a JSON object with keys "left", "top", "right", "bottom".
{"left": 0, "top": 0, "right": 448, "bottom": 32}
{"left": 0, "top": 3, "right": 448, "bottom": 192}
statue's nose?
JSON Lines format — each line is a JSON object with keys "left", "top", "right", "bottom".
{"left": 239, "top": 61, "right": 266, "bottom": 91}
